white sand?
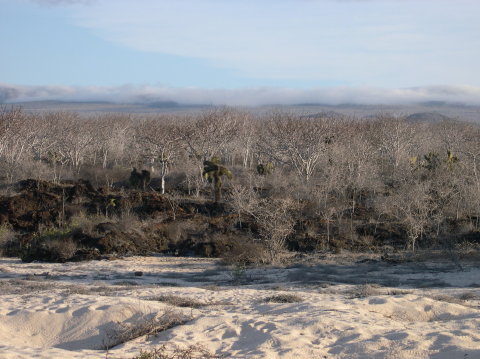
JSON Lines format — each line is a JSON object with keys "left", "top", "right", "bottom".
{"left": 0, "top": 255, "right": 479, "bottom": 358}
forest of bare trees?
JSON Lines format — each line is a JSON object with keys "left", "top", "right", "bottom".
{"left": 1, "top": 106, "right": 479, "bottom": 260}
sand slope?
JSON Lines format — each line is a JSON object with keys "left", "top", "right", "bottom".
{"left": 0, "top": 255, "right": 479, "bottom": 358}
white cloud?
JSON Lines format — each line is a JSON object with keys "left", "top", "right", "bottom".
{"left": 3, "top": 83, "right": 480, "bottom": 106}
{"left": 62, "top": 0, "right": 480, "bottom": 87}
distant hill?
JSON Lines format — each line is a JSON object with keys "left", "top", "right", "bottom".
{"left": 3, "top": 101, "right": 480, "bottom": 123}
{"left": 3, "top": 100, "right": 211, "bottom": 115}
{"left": 301, "top": 111, "right": 346, "bottom": 119}
{"left": 405, "top": 112, "right": 452, "bottom": 123}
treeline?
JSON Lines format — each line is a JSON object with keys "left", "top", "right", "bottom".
{"left": 1, "top": 106, "right": 480, "bottom": 253}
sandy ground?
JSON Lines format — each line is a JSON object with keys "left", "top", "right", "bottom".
{"left": 0, "top": 253, "right": 479, "bottom": 359}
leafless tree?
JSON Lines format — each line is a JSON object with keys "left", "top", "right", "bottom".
{"left": 378, "top": 180, "right": 434, "bottom": 251}
{"left": 0, "top": 108, "right": 38, "bottom": 182}
{"left": 258, "top": 113, "right": 331, "bottom": 182}
{"left": 135, "top": 117, "right": 182, "bottom": 194}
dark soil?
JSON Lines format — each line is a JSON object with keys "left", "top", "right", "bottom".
{"left": 0, "top": 179, "right": 259, "bottom": 262}
{"left": 1, "top": 179, "right": 474, "bottom": 263}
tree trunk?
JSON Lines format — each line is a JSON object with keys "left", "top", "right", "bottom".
{"left": 214, "top": 176, "right": 221, "bottom": 202}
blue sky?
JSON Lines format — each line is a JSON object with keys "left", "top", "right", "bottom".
{"left": 1, "top": 0, "right": 480, "bottom": 104}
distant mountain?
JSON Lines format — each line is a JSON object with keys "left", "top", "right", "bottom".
{"left": 3, "top": 100, "right": 479, "bottom": 123}
{"left": 417, "top": 101, "right": 472, "bottom": 108}
{"left": 0, "top": 87, "right": 20, "bottom": 103}
{"left": 405, "top": 112, "right": 452, "bottom": 123}
{"left": 145, "top": 101, "right": 181, "bottom": 108}
{"left": 11, "top": 100, "right": 114, "bottom": 105}
{"left": 301, "top": 111, "right": 346, "bottom": 119}
{"left": 144, "top": 101, "right": 212, "bottom": 109}
{"left": 3, "top": 100, "right": 212, "bottom": 115}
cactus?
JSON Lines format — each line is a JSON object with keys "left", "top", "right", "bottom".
{"left": 203, "top": 157, "right": 232, "bottom": 202}
{"left": 409, "top": 156, "right": 418, "bottom": 167}
{"left": 129, "top": 168, "right": 151, "bottom": 190}
{"left": 446, "top": 150, "right": 459, "bottom": 170}
{"left": 423, "top": 152, "right": 440, "bottom": 171}
{"left": 324, "top": 135, "right": 335, "bottom": 145}
{"left": 105, "top": 197, "right": 116, "bottom": 217}
{"left": 256, "top": 162, "right": 274, "bottom": 175}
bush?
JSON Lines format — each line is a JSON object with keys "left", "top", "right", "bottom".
{"left": 217, "top": 235, "right": 269, "bottom": 266}
{"left": 20, "top": 227, "right": 78, "bottom": 262}
{"left": 103, "top": 309, "right": 190, "bottom": 350}
{"left": 347, "top": 284, "right": 384, "bottom": 298}
{"left": 264, "top": 293, "right": 303, "bottom": 303}
{"left": 0, "top": 225, "right": 16, "bottom": 256}
{"left": 131, "top": 343, "right": 222, "bottom": 359}
{"left": 148, "top": 295, "right": 207, "bottom": 309}
{"left": 44, "top": 238, "right": 78, "bottom": 262}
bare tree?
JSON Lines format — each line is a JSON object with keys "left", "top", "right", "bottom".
{"left": 378, "top": 117, "right": 417, "bottom": 183}
{"left": 135, "top": 117, "right": 182, "bottom": 194}
{"left": 378, "top": 180, "right": 434, "bottom": 251}
{"left": 92, "top": 114, "right": 131, "bottom": 169}
{"left": 48, "top": 113, "right": 95, "bottom": 176}
{"left": 258, "top": 114, "right": 331, "bottom": 182}
{"left": 254, "top": 198, "right": 298, "bottom": 263}
{"left": 0, "top": 107, "right": 38, "bottom": 182}
{"left": 180, "top": 108, "right": 239, "bottom": 161}
{"left": 230, "top": 182, "right": 259, "bottom": 227}
{"left": 179, "top": 108, "right": 239, "bottom": 195}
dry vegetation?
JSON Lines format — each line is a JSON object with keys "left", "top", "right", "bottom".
{"left": 103, "top": 309, "right": 190, "bottom": 350}
{"left": 129, "top": 343, "right": 223, "bottom": 359}
{"left": 263, "top": 293, "right": 303, "bottom": 303}
{"left": 1, "top": 106, "right": 480, "bottom": 263}
{"left": 148, "top": 295, "right": 210, "bottom": 308}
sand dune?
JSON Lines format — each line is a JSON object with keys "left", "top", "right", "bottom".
{"left": 0, "top": 255, "right": 479, "bottom": 358}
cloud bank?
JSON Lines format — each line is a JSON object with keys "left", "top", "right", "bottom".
{"left": 13, "top": 0, "right": 479, "bottom": 90}
{"left": 32, "top": 0, "right": 94, "bottom": 5}
{"left": 60, "top": 0, "right": 480, "bottom": 87}
{"left": 2, "top": 83, "right": 480, "bottom": 106}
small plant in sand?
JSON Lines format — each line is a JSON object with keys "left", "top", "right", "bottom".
{"left": 219, "top": 235, "right": 269, "bottom": 266}
{"left": 102, "top": 309, "right": 189, "bottom": 350}
{"left": 228, "top": 264, "right": 250, "bottom": 285}
{"left": 149, "top": 295, "right": 207, "bottom": 309}
{"left": 431, "top": 293, "right": 478, "bottom": 306}
{"left": 264, "top": 293, "right": 303, "bottom": 303}
{"left": 458, "top": 292, "right": 478, "bottom": 301}
{"left": 131, "top": 343, "right": 222, "bottom": 359}
{"left": 348, "top": 283, "right": 384, "bottom": 298}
